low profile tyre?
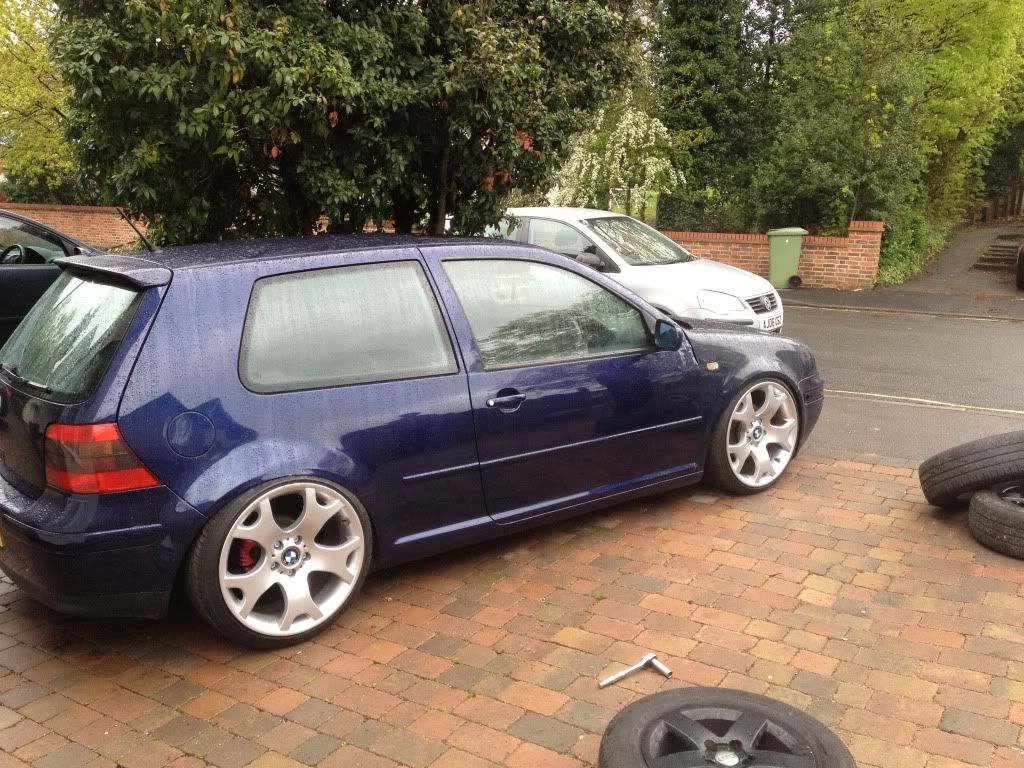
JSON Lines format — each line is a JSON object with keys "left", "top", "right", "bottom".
{"left": 919, "top": 431, "right": 1024, "bottom": 508}
{"left": 705, "top": 378, "right": 801, "bottom": 495}
{"left": 599, "top": 688, "right": 855, "bottom": 768}
{"left": 969, "top": 485, "right": 1024, "bottom": 559}
{"left": 187, "top": 477, "right": 371, "bottom": 648}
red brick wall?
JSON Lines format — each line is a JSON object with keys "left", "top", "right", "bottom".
{"left": 1, "top": 203, "right": 147, "bottom": 251}
{"left": 660, "top": 220, "right": 883, "bottom": 290}
{"left": 802, "top": 221, "right": 883, "bottom": 290}
{"left": 658, "top": 231, "right": 771, "bottom": 276}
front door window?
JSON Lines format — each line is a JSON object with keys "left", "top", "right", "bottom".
{"left": 525, "top": 219, "right": 593, "bottom": 260}
{"left": 0, "top": 216, "right": 67, "bottom": 265}
{"left": 443, "top": 259, "right": 649, "bottom": 370}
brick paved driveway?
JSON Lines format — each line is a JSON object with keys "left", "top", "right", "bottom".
{"left": 2, "top": 456, "right": 1023, "bottom": 768}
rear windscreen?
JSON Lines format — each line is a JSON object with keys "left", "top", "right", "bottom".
{"left": 0, "top": 271, "right": 140, "bottom": 402}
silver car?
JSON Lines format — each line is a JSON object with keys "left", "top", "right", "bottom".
{"left": 500, "top": 207, "right": 784, "bottom": 332}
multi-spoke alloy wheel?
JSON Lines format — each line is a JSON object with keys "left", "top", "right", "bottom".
{"left": 726, "top": 380, "right": 799, "bottom": 489}
{"left": 188, "top": 478, "right": 371, "bottom": 647}
{"left": 705, "top": 379, "right": 801, "bottom": 495}
{"left": 599, "top": 689, "right": 855, "bottom": 768}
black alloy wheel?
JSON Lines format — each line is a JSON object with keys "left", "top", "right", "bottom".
{"left": 599, "top": 689, "right": 855, "bottom": 768}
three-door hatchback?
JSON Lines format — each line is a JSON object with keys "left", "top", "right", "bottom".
{"left": 0, "top": 237, "right": 823, "bottom": 646}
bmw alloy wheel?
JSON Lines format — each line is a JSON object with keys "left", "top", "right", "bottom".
{"left": 217, "top": 481, "right": 366, "bottom": 637}
{"left": 726, "top": 381, "right": 799, "bottom": 488}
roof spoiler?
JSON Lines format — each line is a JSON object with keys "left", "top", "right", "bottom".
{"left": 55, "top": 254, "right": 171, "bottom": 288}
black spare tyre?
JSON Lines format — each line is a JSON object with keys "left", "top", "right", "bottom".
{"left": 919, "top": 431, "right": 1024, "bottom": 508}
{"left": 969, "top": 485, "right": 1024, "bottom": 560}
{"left": 599, "top": 688, "right": 855, "bottom": 768}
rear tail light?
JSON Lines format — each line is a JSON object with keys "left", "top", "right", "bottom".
{"left": 44, "top": 423, "right": 160, "bottom": 494}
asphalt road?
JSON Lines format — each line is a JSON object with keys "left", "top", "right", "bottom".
{"left": 783, "top": 305, "right": 1024, "bottom": 464}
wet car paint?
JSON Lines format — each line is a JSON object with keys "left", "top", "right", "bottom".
{"left": 0, "top": 236, "right": 824, "bottom": 617}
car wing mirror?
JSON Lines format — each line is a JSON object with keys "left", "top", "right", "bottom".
{"left": 654, "top": 319, "right": 683, "bottom": 351}
{"left": 576, "top": 247, "right": 605, "bottom": 271}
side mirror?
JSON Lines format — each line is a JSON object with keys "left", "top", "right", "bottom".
{"left": 576, "top": 248, "right": 604, "bottom": 271}
{"left": 654, "top": 319, "right": 683, "bottom": 351}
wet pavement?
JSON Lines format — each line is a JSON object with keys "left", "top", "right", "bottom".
{"left": 783, "top": 222, "right": 1024, "bottom": 320}
{"left": 2, "top": 457, "right": 1024, "bottom": 768}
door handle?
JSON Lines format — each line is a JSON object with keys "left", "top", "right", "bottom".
{"left": 486, "top": 391, "right": 527, "bottom": 410}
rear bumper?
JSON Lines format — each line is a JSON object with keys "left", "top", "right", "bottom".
{"left": 0, "top": 478, "right": 206, "bottom": 618}
{"left": 0, "top": 542, "right": 170, "bottom": 618}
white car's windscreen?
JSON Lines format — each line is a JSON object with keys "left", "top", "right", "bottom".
{"left": 584, "top": 216, "right": 697, "bottom": 267}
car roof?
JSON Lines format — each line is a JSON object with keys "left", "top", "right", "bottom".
{"left": 57, "top": 234, "right": 539, "bottom": 285}
{"left": 144, "top": 234, "right": 469, "bottom": 270}
{"left": 506, "top": 207, "right": 621, "bottom": 222}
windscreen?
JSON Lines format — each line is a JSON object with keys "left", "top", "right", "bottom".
{"left": 0, "top": 271, "right": 140, "bottom": 402}
{"left": 583, "top": 216, "right": 698, "bottom": 266}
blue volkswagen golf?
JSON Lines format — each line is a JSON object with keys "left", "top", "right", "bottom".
{"left": 0, "top": 237, "right": 823, "bottom": 647}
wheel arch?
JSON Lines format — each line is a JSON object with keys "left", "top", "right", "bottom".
{"left": 180, "top": 473, "right": 377, "bottom": 646}
{"left": 705, "top": 368, "right": 807, "bottom": 452}
{"left": 700, "top": 369, "right": 807, "bottom": 492}
{"left": 171, "top": 471, "right": 380, "bottom": 604}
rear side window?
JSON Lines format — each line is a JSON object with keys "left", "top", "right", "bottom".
{"left": 0, "top": 272, "right": 140, "bottom": 402}
{"left": 241, "top": 261, "right": 457, "bottom": 393}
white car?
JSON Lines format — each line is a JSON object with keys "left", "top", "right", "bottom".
{"left": 498, "top": 207, "right": 784, "bottom": 332}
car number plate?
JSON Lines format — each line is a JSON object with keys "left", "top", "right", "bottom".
{"left": 761, "top": 315, "right": 782, "bottom": 330}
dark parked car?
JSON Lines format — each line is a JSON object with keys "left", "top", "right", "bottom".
{"left": 0, "top": 236, "right": 823, "bottom": 647}
{"left": 0, "top": 208, "right": 98, "bottom": 345}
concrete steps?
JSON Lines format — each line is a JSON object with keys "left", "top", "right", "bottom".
{"left": 972, "top": 239, "right": 1022, "bottom": 273}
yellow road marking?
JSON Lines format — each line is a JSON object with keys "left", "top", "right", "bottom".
{"left": 789, "top": 304, "right": 1021, "bottom": 323}
{"left": 825, "top": 388, "right": 1024, "bottom": 417}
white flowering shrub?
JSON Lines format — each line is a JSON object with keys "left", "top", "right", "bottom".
{"left": 551, "top": 97, "right": 683, "bottom": 218}
{"left": 604, "top": 103, "right": 684, "bottom": 216}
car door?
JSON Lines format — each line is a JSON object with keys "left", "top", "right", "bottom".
{"left": 0, "top": 215, "right": 70, "bottom": 345}
{"left": 429, "top": 249, "right": 706, "bottom": 525}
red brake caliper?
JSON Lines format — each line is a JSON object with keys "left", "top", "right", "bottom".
{"left": 235, "top": 539, "right": 260, "bottom": 571}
